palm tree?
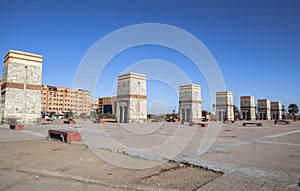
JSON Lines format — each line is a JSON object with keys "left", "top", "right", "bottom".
{"left": 288, "top": 104, "right": 299, "bottom": 120}
{"left": 233, "top": 105, "right": 240, "bottom": 120}
{"left": 288, "top": 104, "right": 299, "bottom": 115}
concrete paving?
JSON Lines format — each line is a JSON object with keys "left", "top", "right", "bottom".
{"left": 1, "top": 120, "right": 300, "bottom": 190}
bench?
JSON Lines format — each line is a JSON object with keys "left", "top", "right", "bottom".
{"left": 10, "top": 124, "right": 24, "bottom": 130}
{"left": 63, "top": 120, "right": 76, "bottom": 124}
{"left": 224, "top": 120, "right": 235, "bottom": 123}
{"left": 274, "top": 120, "right": 290, "bottom": 125}
{"left": 189, "top": 122, "right": 208, "bottom": 127}
{"left": 48, "top": 129, "right": 81, "bottom": 142}
{"left": 242, "top": 122, "right": 263, "bottom": 127}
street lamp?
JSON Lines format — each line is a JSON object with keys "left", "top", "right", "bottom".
{"left": 137, "top": 81, "right": 140, "bottom": 122}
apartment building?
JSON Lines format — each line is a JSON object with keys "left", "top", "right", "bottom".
{"left": 41, "top": 85, "right": 91, "bottom": 116}
{"left": 97, "top": 96, "right": 116, "bottom": 114}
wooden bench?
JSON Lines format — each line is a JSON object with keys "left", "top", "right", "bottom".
{"left": 48, "top": 129, "right": 81, "bottom": 143}
{"left": 242, "top": 122, "right": 263, "bottom": 127}
{"left": 10, "top": 124, "right": 24, "bottom": 130}
{"left": 274, "top": 120, "right": 290, "bottom": 125}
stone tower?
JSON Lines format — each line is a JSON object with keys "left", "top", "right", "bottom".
{"left": 115, "top": 72, "right": 147, "bottom": 123}
{"left": 240, "top": 96, "right": 256, "bottom": 120}
{"left": 179, "top": 84, "right": 201, "bottom": 122}
{"left": 257, "top": 99, "right": 271, "bottom": 120}
{"left": 271, "top": 101, "right": 282, "bottom": 120}
{"left": 0, "top": 50, "right": 42, "bottom": 124}
{"left": 216, "top": 91, "right": 234, "bottom": 121}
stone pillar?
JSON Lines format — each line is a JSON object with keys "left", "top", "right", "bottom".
{"left": 271, "top": 101, "right": 282, "bottom": 120}
{"left": 179, "top": 84, "right": 201, "bottom": 122}
{"left": 257, "top": 99, "right": 271, "bottom": 120}
{"left": 216, "top": 91, "right": 234, "bottom": 121}
{"left": 240, "top": 96, "right": 256, "bottom": 120}
{"left": 0, "top": 50, "right": 42, "bottom": 124}
{"left": 116, "top": 72, "right": 147, "bottom": 123}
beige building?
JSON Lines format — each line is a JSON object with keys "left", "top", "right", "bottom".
{"left": 271, "top": 101, "right": 282, "bottom": 120}
{"left": 179, "top": 84, "right": 202, "bottom": 122}
{"left": 257, "top": 99, "right": 271, "bottom": 120}
{"left": 41, "top": 85, "right": 91, "bottom": 116}
{"left": 116, "top": 72, "right": 147, "bottom": 123}
{"left": 240, "top": 96, "right": 256, "bottom": 120}
{"left": 216, "top": 91, "right": 234, "bottom": 121}
{"left": 98, "top": 96, "right": 116, "bottom": 114}
{"left": 0, "top": 50, "right": 42, "bottom": 124}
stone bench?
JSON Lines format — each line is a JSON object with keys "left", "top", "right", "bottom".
{"left": 274, "top": 120, "right": 290, "bottom": 125}
{"left": 242, "top": 122, "right": 263, "bottom": 127}
{"left": 48, "top": 129, "right": 81, "bottom": 143}
{"left": 10, "top": 124, "right": 25, "bottom": 130}
{"left": 223, "top": 120, "right": 235, "bottom": 123}
{"left": 189, "top": 122, "right": 208, "bottom": 127}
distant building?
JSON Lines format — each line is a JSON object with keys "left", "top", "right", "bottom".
{"left": 97, "top": 96, "right": 116, "bottom": 114}
{"left": 257, "top": 99, "right": 271, "bottom": 120}
{"left": 216, "top": 91, "right": 234, "bottom": 121}
{"left": 240, "top": 96, "right": 256, "bottom": 120}
{"left": 271, "top": 101, "right": 282, "bottom": 120}
{"left": 0, "top": 50, "right": 42, "bottom": 124}
{"left": 179, "top": 84, "right": 202, "bottom": 122}
{"left": 41, "top": 85, "right": 91, "bottom": 116}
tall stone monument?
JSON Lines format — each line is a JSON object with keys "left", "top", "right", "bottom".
{"left": 216, "top": 91, "right": 234, "bottom": 121}
{"left": 179, "top": 84, "right": 201, "bottom": 122}
{"left": 0, "top": 50, "right": 42, "bottom": 124}
{"left": 271, "top": 101, "right": 282, "bottom": 120}
{"left": 115, "top": 72, "right": 147, "bottom": 123}
{"left": 240, "top": 96, "right": 256, "bottom": 120}
{"left": 257, "top": 99, "right": 271, "bottom": 120}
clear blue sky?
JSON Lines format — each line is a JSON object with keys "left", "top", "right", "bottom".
{"left": 0, "top": 0, "right": 299, "bottom": 113}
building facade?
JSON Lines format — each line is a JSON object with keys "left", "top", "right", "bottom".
{"left": 179, "top": 84, "right": 202, "bottom": 122}
{"left": 257, "top": 99, "right": 271, "bottom": 120}
{"left": 41, "top": 85, "right": 91, "bottom": 116}
{"left": 271, "top": 101, "right": 282, "bottom": 120}
{"left": 216, "top": 91, "right": 234, "bottom": 121}
{"left": 0, "top": 50, "right": 42, "bottom": 124}
{"left": 116, "top": 72, "right": 147, "bottom": 123}
{"left": 240, "top": 96, "right": 256, "bottom": 120}
{"left": 97, "top": 96, "right": 116, "bottom": 114}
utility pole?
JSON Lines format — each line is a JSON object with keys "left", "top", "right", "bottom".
{"left": 22, "top": 66, "right": 28, "bottom": 124}
{"left": 138, "top": 82, "right": 140, "bottom": 122}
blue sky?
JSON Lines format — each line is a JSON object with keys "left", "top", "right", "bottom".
{"left": 0, "top": 0, "right": 299, "bottom": 113}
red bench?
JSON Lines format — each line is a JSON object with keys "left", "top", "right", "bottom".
{"left": 48, "top": 129, "right": 81, "bottom": 143}
{"left": 63, "top": 120, "right": 76, "bottom": 124}
{"left": 10, "top": 124, "right": 24, "bottom": 130}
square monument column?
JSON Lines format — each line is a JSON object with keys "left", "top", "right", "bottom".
{"left": 240, "top": 96, "right": 256, "bottom": 120}
{"left": 0, "top": 50, "right": 42, "bottom": 124}
{"left": 216, "top": 91, "right": 234, "bottom": 121}
{"left": 271, "top": 101, "right": 282, "bottom": 120}
{"left": 179, "top": 84, "right": 201, "bottom": 122}
{"left": 257, "top": 99, "right": 271, "bottom": 120}
{"left": 116, "top": 72, "right": 147, "bottom": 123}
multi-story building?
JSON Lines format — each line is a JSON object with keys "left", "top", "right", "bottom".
{"left": 97, "top": 96, "right": 116, "bottom": 114}
{"left": 271, "top": 101, "right": 282, "bottom": 120}
{"left": 41, "top": 85, "right": 91, "bottom": 116}
{"left": 257, "top": 99, "right": 271, "bottom": 120}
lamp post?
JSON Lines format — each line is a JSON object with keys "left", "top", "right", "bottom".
{"left": 22, "top": 66, "right": 28, "bottom": 124}
{"left": 137, "top": 82, "right": 140, "bottom": 122}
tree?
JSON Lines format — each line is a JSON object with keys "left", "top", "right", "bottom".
{"left": 288, "top": 104, "right": 299, "bottom": 115}
{"left": 233, "top": 105, "right": 240, "bottom": 119}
